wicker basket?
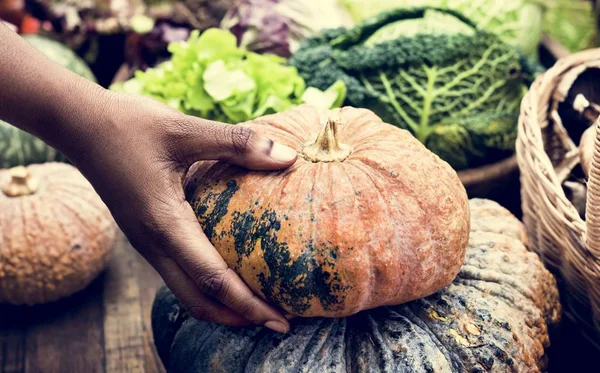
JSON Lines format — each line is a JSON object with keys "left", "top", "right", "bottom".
{"left": 517, "top": 48, "right": 600, "bottom": 348}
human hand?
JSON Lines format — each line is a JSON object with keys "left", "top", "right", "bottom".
{"left": 64, "top": 91, "right": 297, "bottom": 333}
{"left": 0, "top": 26, "right": 296, "bottom": 332}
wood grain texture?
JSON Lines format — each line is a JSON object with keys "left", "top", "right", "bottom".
{"left": 0, "top": 328, "right": 25, "bottom": 373}
{"left": 24, "top": 277, "right": 105, "bottom": 373}
{"left": 103, "top": 236, "right": 145, "bottom": 373}
{"left": 135, "top": 251, "right": 165, "bottom": 373}
{"left": 0, "top": 233, "right": 164, "bottom": 373}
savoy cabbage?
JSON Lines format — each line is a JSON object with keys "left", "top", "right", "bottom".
{"left": 339, "top": 0, "right": 545, "bottom": 58}
{"left": 289, "top": 7, "right": 542, "bottom": 170}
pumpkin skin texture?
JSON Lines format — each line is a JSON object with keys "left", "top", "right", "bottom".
{"left": 151, "top": 199, "right": 561, "bottom": 373}
{"left": 184, "top": 105, "right": 470, "bottom": 317}
{"left": 0, "top": 163, "right": 116, "bottom": 305}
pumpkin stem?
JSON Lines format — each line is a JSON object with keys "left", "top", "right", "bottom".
{"left": 3, "top": 166, "right": 40, "bottom": 197}
{"left": 300, "top": 118, "right": 352, "bottom": 162}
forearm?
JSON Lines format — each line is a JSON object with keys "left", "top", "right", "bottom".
{"left": 0, "top": 24, "right": 113, "bottom": 158}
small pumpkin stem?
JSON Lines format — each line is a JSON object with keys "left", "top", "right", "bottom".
{"left": 300, "top": 118, "right": 352, "bottom": 163}
{"left": 3, "top": 166, "right": 40, "bottom": 197}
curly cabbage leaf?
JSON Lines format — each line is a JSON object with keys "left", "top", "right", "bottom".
{"left": 290, "top": 7, "right": 541, "bottom": 170}
{"left": 425, "top": 112, "right": 521, "bottom": 169}
{"left": 338, "top": 0, "right": 545, "bottom": 58}
{"left": 110, "top": 28, "right": 346, "bottom": 123}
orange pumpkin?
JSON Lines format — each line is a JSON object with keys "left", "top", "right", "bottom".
{"left": 0, "top": 163, "right": 116, "bottom": 305}
{"left": 185, "top": 105, "right": 470, "bottom": 317}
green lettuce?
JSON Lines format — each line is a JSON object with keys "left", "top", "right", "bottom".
{"left": 111, "top": 28, "right": 345, "bottom": 123}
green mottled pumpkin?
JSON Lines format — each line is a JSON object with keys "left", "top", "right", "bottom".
{"left": 152, "top": 199, "right": 561, "bottom": 373}
{"left": 184, "top": 105, "right": 471, "bottom": 317}
{"left": 0, "top": 35, "right": 95, "bottom": 168}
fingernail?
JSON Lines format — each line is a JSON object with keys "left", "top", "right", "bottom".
{"left": 270, "top": 142, "right": 297, "bottom": 163}
{"left": 264, "top": 320, "right": 289, "bottom": 334}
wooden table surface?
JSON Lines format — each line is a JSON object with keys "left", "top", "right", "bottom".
{"left": 0, "top": 233, "right": 166, "bottom": 373}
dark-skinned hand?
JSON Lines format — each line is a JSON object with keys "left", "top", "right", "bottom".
{"left": 0, "top": 24, "right": 296, "bottom": 333}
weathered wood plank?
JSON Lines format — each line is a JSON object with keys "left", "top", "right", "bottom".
{"left": 0, "top": 325, "right": 26, "bottom": 373}
{"left": 0, "top": 233, "right": 168, "bottom": 373}
{"left": 134, "top": 248, "right": 165, "bottom": 373}
{"left": 23, "top": 276, "right": 105, "bottom": 373}
{"left": 102, "top": 234, "right": 145, "bottom": 373}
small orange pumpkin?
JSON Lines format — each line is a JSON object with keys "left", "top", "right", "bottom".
{"left": 185, "top": 105, "right": 470, "bottom": 317}
{"left": 0, "top": 163, "right": 116, "bottom": 305}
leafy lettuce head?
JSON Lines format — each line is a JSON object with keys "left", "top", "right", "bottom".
{"left": 111, "top": 28, "right": 346, "bottom": 124}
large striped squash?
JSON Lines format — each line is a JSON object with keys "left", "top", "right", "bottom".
{"left": 184, "top": 105, "right": 471, "bottom": 317}
{"left": 0, "top": 35, "right": 95, "bottom": 168}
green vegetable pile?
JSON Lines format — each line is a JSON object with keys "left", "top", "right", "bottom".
{"left": 111, "top": 28, "right": 346, "bottom": 123}
{"left": 290, "top": 7, "right": 542, "bottom": 170}
{"left": 102, "top": 2, "right": 595, "bottom": 171}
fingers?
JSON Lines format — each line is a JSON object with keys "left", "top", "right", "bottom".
{"left": 147, "top": 199, "right": 291, "bottom": 334}
{"left": 165, "top": 116, "right": 297, "bottom": 170}
{"left": 153, "top": 256, "right": 250, "bottom": 327}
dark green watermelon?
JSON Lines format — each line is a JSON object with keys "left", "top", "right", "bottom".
{"left": 151, "top": 199, "right": 562, "bottom": 373}
{"left": 0, "top": 121, "right": 68, "bottom": 168}
{"left": 0, "top": 35, "right": 96, "bottom": 168}
{"left": 22, "top": 34, "right": 97, "bottom": 83}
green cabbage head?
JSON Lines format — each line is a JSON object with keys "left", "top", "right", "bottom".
{"left": 339, "top": 0, "right": 545, "bottom": 58}
{"left": 290, "top": 7, "right": 542, "bottom": 170}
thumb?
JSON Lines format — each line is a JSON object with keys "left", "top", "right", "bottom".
{"left": 168, "top": 116, "right": 297, "bottom": 170}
